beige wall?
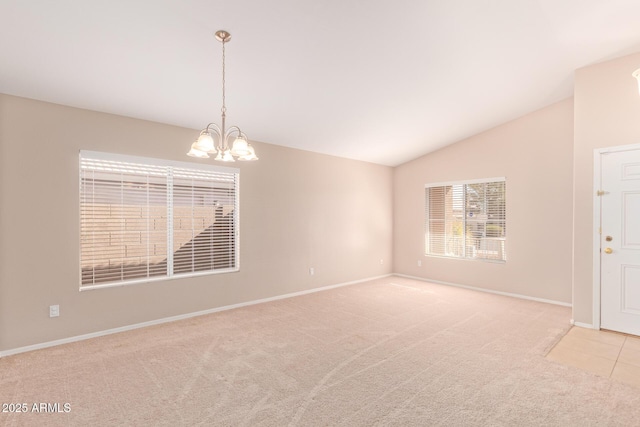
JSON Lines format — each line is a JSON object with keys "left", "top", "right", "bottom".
{"left": 0, "top": 94, "right": 393, "bottom": 352}
{"left": 573, "top": 51, "right": 640, "bottom": 325}
{"left": 393, "top": 99, "right": 574, "bottom": 304}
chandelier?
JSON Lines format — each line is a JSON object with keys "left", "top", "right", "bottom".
{"left": 187, "top": 30, "right": 258, "bottom": 161}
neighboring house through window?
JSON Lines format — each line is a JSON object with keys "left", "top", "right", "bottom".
{"left": 79, "top": 151, "right": 239, "bottom": 289}
{"left": 425, "top": 178, "right": 506, "bottom": 261}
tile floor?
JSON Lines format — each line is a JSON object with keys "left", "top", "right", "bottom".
{"left": 547, "top": 326, "right": 640, "bottom": 388}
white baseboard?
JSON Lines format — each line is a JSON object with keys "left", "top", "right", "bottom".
{"left": 0, "top": 274, "right": 392, "bottom": 358}
{"left": 394, "top": 274, "right": 572, "bottom": 307}
{"left": 570, "top": 320, "right": 595, "bottom": 329}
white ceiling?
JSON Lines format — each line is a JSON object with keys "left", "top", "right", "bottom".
{"left": 2, "top": 0, "right": 640, "bottom": 166}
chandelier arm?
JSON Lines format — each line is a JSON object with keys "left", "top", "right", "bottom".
{"left": 224, "top": 125, "right": 244, "bottom": 139}
{"left": 204, "top": 123, "right": 222, "bottom": 136}
{"left": 203, "top": 123, "right": 222, "bottom": 151}
{"left": 224, "top": 126, "right": 248, "bottom": 150}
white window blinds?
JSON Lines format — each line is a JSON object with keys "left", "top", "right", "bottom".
{"left": 171, "top": 167, "right": 237, "bottom": 275}
{"left": 425, "top": 178, "right": 506, "bottom": 261}
{"left": 80, "top": 151, "right": 239, "bottom": 289}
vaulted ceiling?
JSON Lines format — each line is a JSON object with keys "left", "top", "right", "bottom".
{"left": 2, "top": 0, "right": 640, "bottom": 165}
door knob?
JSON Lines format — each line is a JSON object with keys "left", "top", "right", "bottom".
{"left": 604, "top": 247, "right": 613, "bottom": 254}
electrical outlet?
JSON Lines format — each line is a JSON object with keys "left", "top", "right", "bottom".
{"left": 417, "top": 260, "right": 422, "bottom": 267}
{"left": 49, "top": 305, "right": 60, "bottom": 318}
{"left": 380, "top": 259, "right": 384, "bottom": 265}
{"left": 309, "top": 267, "right": 314, "bottom": 276}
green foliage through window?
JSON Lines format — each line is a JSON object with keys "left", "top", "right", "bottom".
{"left": 425, "top": 179, "right": 506, "bottom": 261}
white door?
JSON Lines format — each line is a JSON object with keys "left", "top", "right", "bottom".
{"left": 601, "top": 148, "right": 640, "bottom": 335}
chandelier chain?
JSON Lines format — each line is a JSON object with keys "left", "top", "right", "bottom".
{"left": 221, "top": 38, "right": 226, "bottom": 115}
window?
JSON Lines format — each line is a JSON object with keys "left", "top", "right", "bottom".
{"left": 425, "top": 178, "right": 506, "bottom": 261}
{"left": 80, "top": 151, "right": 239, "bottom": 289}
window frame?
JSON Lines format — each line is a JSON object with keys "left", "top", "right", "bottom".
{"left": 424, "top": 177, "right": 506, "bottom": 263}
{"left": 79, "top": 150, "right": 240, "bottom": 291}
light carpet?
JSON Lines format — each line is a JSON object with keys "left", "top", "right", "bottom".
{"left": 1, "top": 276, "right": 639, "bottom": 426}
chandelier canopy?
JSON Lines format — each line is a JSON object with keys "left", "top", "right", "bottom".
{"left": 187, "top": 30, "right": 258, "bottom": 161}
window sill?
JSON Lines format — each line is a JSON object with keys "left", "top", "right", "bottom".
{"left": 79, "top": 267, "right": 239, "bottom": 291}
